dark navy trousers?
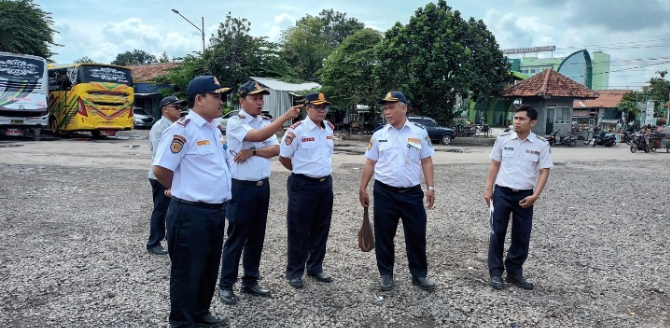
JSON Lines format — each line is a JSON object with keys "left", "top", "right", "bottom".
{"left": 488, "top": 186, "right": 534, "bottom": 277}
{"left": 147, "top": 179, "right": 169, "bottom": 249}
{"left": 219, "top": 178, "right": 270, "bottom": 290}
{"left": 373, "top": 181, "right": 428, "bottom": 278}
{"left": 285, "top": 174, "right": 333, "bottom": 280}
{"left": 166, "top": 200, "right": 226, "bottom": 327}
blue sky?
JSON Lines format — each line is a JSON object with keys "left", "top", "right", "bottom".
{"left": 41, "top": 0, "right": 670, "bottom": 90}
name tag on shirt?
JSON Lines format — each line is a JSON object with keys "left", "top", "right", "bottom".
{"left": 407, "top": 138, "right": 422, "bottom": 149}
{"left": 197, "top": 140, "right": 211, "bottom": 146}
{"left": 302, "top": 137, "right": 315, "bottom": 142}
{"left": 526, "top": 149, "right": 540, "bottom": 155}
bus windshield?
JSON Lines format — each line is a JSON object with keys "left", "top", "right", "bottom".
{"left": 80, "top": 65, "right": 132, "bottom": 86}
{"left": 0, "top": 55, "right": 45, "bottom": 81}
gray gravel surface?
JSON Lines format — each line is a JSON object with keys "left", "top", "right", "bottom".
{"left": 1, "top": 158, "right": 669, "bottom": 327}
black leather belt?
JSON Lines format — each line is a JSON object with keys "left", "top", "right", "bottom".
{"left": 293, "top": 174, "right": 330, "bottom": 183}
{"left": 376, "top": 181, "right": 420, "bottom": 194}
{"left": 172, "top": 196, "right": 227, "bottom": 210}
{"left": 495, "top": 185, "right": 533, "bottom": 193}
{"left": 232, "top": 177, "right": 269, "bottom": 187}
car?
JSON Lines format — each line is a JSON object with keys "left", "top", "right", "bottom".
{"left": 133, "top": 107, "right": 155, "bottom": 129}
{"left": 407, "top": 116, "right": 456, "bottom": 145}
{"left": 216, "top": 110, "right": 273, "bottom": 133}
{"left": 216, "top": 110, "right": 240, "bottom": 133}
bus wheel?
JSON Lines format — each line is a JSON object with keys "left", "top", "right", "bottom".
{"left": 49, "top": 118, "right": 60, "bottom": 136}
{"left": 91, "top": 130, "right": 102, "bottom": 139}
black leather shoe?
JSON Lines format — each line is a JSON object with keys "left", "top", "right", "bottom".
{"left": 147, "top": 245, "right": 168, "bottom": 255}
{"left": 218, "top": 289, "right": 237, "bottom": 305}
{"left": 490, "top": 276, "right": 505, "bottom": 290}
{"left": 411, "top": 276, "right": 436, "bottom": 291}
{"left": 380, "top": 274, "right": 393, "bottom": 291}
{"left": 241, "top": 284, "right": 271, "bottom": 296}
{"left": 195, "top": 312, "right": 229, "bottom": 327}
{"left": 288, "top": 278, "right": 304, "bottom": 289}
{"left": 506, "top": 275, "right": 534, "bottom": 290}
{"left": 308, "top": 272, "right": 333, "bottom": 283}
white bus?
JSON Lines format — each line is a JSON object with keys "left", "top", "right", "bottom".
{"left": 0, "top": 52, "right": 49, "bottom": 137}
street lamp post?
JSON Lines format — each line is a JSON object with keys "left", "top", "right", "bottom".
{"left": 171, "top": 9, "right": 205, "bottom": 54}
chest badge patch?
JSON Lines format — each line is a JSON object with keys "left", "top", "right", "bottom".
{"left": 171, "top": 135, "right": 186, "bottom": 153}
{"left": 197, "top": 140, "right": 210, "bottom": 146}
{"left": 301, "top": 137, "right": 315, "bottom": 142}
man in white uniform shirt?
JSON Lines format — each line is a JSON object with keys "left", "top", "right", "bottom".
{"left": 147, "top": 96, "right": 186, "bottom": 255}
{"left": 152, "top": 76, "right": 232, "bottom": 328}
{"left": 279, "top": 92, "right": 336, "bottom": 289}
{"left": 484, "top": 105, "right": 553, "bottom": 291}
{"left": 359, "top": 91, "right": 436, "bottom": 292}
{"left": 218, "top": 80, "right": 300, "bottom": 305}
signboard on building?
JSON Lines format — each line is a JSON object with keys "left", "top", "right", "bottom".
{"left": 645, "top": 100, "right": 655, "bottom": 125}
{"left": 502, "top": 46, "right": 556, "bottom": 55}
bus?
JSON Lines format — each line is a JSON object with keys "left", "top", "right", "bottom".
{"left": 0, "top": 52, "right": 49, "bottom": 137}
{"left": 47, "top": 63, "right": 134, "bottom": 137}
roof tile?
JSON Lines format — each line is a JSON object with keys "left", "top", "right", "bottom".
{"left": 503, "top": 68, "right": 599, "bottom": 99}
{"left": 572, "top": 90, "right": 631, "bottom": 109}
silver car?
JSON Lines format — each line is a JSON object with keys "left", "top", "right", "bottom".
{"left": 133, "top": 107, "right": 155, "bottom": 129}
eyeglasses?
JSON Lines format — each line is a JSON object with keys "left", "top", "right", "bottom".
{"left": 309, "top": 105, "right": 329, "bottom": 112}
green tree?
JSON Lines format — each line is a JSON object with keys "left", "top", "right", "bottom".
{"left": 297, "top": 9, "right": 365, "bottom": 48}
{"left": 318, "top": 28, "right": 383, "bottom": 111}
{"left": 158, "top": 51, "right": 171, "bottom": 63}
{"left": 281, "top": 17, "right": 331, "bottom": 82}
{"left": 0, "top": 0, "right": 60, "bottom": 61}
{"left": 153, "top": 54, "right": 207, "bottom": 100}
{"left": 74, "top": 56, "right": 96, "bottom": 64}
{"left": 207, "top": 12, "right": 296, "bottom": 94}
{"left": 616, "top": 91, "right": 642, "bottom": 123}
{"left": 375, "top": 0, "right": 512, "bottom": 124}
{"left": 642, "top": 70, "right": 670, "bottom": 116}
{"left": 111, "top": 49, "right": 157, "bottom": 66}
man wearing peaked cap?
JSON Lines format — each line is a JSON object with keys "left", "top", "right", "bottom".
{"left": 217, "top": 80, "right": 300, "bottom": 305}
{"left": 359, "top": 90, "right": 437, "bottom": 292}
{"left": 279, "top": 92, "right": 337, "bottom": 289}
{"left": 153, "top": 75, "right": 233, "bottom": 327}
{"left": 146, "top": 95, "right": 187, "bottom": 256}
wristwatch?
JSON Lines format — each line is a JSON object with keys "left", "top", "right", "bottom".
{"left": 428, "top": 186, "right": 435, "bottom": 192}
{"left": 251, "top": 147, "right": 256, "bottom": 156}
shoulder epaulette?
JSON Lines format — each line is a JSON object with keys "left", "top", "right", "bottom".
{"left": 373, "top": 125, "right": 385, "bottom": 132}
{"left": 289, "top": 121, "right": 302, "bottom": 129}
{"left": 326, "top": 121, "right": 334, "bottom": 130}
{"left": 536, "top": 135, "right": 547, "bottom": 141}
{"left": 413, "top": 122, "right": 426, "bottom": 129}
{"left": 237, "top": 113, "right": 246, "bottom": 119}
{"left": 499, "top": 132, "right": 510, "bottom": 137}
{"left": 261, "top": 115, "right": 272, "bottom": 120}
{"left": 176, "top": 117, "right": 190, "bottom": 127}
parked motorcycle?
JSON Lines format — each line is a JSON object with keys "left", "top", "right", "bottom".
{"left": 588, "top": 131, "right": 616, "bottom": 147}
{"left": 630, "top": 135, "right": 650, "bottom": 153}
{"left": 547, "top": 130, "right": 577, "bottom": 147}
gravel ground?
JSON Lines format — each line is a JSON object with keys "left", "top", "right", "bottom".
{"left": 1, "top": 156, "right": 669, "bottom": 327}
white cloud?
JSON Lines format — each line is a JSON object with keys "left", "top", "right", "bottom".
{"left": 274, "top": 13, "right": 295, "bottom": 24}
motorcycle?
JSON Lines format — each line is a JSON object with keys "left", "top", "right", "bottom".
{"left": 630, "top": 135, "right": 650, "bottom": 153}
{"left": 622, "top": 131, "right": 634, "bottom": 145}
{"left": 547, "top": 130, "right": 577, "bottom": 147}
{"left": 588, "top": 131, "right": 616, "bottom": 147}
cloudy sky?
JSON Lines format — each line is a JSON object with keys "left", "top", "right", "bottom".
{"left": 42, "top": 0, "right": 670, "bottom": 90}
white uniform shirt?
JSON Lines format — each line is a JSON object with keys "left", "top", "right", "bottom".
{"left": 489, "top": 132, "right": 553, "bottom": 190}
{"left": 153, "top": 111, "right": 232, "bottom": 204}
{"left": 148, "top": 116, "right": 174, "bottom": 180}
{"left": 225, "top": 110, "right": 278, "bottom": 181}
{"left": 279, "top": 119, "right": 334, "bottom": 178}
{"left": 365, "top": 119, "right": 435, "bottom": 188}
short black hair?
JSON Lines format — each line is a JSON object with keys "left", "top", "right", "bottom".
{"left": 187, "top": 93, "right": 207, "bottom": 108}
{"left": 516, "top": 105, "right": 538, "bottom": 121}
